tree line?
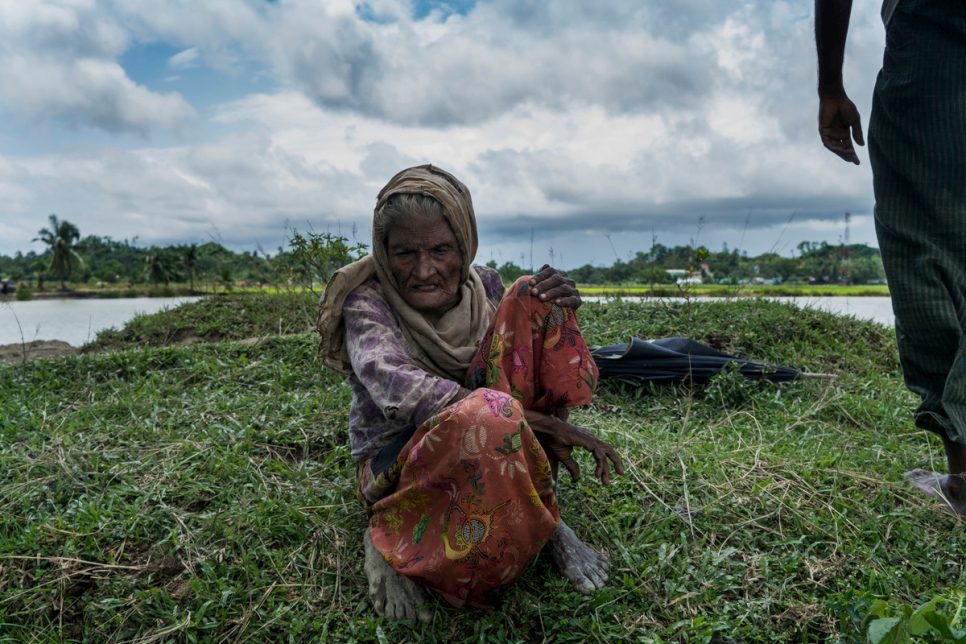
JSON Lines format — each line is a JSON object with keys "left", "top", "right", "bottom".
{"left": 1, "top": 215, "right": 279, "bottom": 291}
{"left": 487, "top": 240, "right": 885, "bottom": 286}
{"left": 1, "top": 215, "right": 885, "bottom": 290}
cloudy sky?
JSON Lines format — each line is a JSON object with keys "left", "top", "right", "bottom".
{"left": 0, "top": 0, "right": 887, "bottom": 269}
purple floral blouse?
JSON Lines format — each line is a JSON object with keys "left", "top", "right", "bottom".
{"left": 343, "top": 265, "right": 505, "bottom": 461}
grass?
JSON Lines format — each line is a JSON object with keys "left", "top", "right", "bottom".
{"left": 85, "top": 292, "right": 318, "bottom": 351}
{"left": 1, "top": 294, "right": 963, "bottom": 642}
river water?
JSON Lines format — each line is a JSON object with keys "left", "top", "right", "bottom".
{"left": 0, "top": 297, "right": 201, "bottom": 347}
{"left": 0, "top": 295, "right": 895, "bottom": 349}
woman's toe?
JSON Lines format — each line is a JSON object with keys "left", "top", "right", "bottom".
{"left": 572, "top": 575, "right": 595, "bottom": 594}
{"left": 416, "top": 605, "right": 433, "bottom": 623}
{"left": 591, "top": 566, "right": 608, "bottom": 589}
{"left": 371, "top": 595, "right": 387, "bottom": 617}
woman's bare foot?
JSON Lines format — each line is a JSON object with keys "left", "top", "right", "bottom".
{"left": 550, "top": 520, "right": 610, "bottom": 594}
{"left": 363, "top": 531, "right": 433, "bottom": 622}
{"left": 905, "top": 469, "right": 966, "bottom": 516}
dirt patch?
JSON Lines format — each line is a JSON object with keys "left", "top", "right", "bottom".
{"left": 1, "top": 334, "right": 290, "bottom": 365}
{"left": 0, "top": 340, "right": 78, "bottom": 363}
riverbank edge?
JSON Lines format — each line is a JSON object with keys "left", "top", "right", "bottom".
{"left": 0, "top": 288, "right": 210, "bottom": 301}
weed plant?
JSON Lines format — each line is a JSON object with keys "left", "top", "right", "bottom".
{"left": 1, "top": 296, "right": 963, "bottom": 642}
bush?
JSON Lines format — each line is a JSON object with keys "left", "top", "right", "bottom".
{"left": 14, "top": 287, "right": 32, "bottom": 301}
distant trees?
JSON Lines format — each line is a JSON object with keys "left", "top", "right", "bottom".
{"left": 182, "top": 244, "right": 199, "bottom": 293}
{"left": 0, "top": 215, "right": 887, "bottom": 289}
{"left": 1, "top": 229, "right": 277, "bottom": 289}
{"left": 557, "top": 241, "right": 884, "bottom": 286}
{"left": 143, "top": 251, "right": 174, "bottom": 287}
{"left": 485, "top": 260, "right": 528, "bottom": 284}
{"left": 33, "top": 215, "right": 84, "bottom": 289}
{"left": 30, "top": 257, "right": 47, "bottom": 290}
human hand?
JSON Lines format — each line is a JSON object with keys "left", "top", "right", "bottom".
{"left": 525, "top": 410, "right": 624, "bottom": 485}
{"left": 529, "top": 264, "right": 581, "bottom": 308}
{"left": 818, "top": 93, "right": 864, "bottom": 165}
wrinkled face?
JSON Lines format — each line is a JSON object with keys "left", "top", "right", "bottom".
{"left": 386, "top": 209, "right": 463, "bottom": 315}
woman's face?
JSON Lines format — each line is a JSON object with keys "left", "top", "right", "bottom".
{"left": 386, "top": 209, "right": 462, "bottom": 315}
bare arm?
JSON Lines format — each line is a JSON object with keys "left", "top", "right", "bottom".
{"left": 524, "top": 409, "right": 624, "bottom": 485}
{"left": 815, "top": 0, "right": 864, "bottom": 164}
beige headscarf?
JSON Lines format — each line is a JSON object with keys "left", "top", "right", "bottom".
{"left": 316, "top": 165, "right": 496, "bottom": 382}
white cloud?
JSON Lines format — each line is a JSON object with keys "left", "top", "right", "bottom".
{"left": 0, "top": 0, "right": 194, "bottom": 134}
{"left": 168, "top": 47, "right": 199, "bottom": 69}
{"left": 0, "top": 55, "right": 195, "bottom": 134}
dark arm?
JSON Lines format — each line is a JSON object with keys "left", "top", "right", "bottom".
{"left": 815, "top": 0, "right": 864, "bottom": 164}
{"left": 524, "top": 409, "right": 624, "bottom": 485}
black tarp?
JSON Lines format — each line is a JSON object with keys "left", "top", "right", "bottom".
{"left": 590, "top": 337, "right": 801, "bottom": 387}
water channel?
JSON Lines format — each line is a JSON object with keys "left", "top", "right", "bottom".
{"left": 0, "top": 297, "right": 201, "bottom": 347}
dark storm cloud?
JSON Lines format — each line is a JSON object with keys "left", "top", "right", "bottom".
{"left": 276, "top": 15, "right": 386, "bottom": 115}
{"left": 478, "top": 192, "right": 873, "bottom": 243}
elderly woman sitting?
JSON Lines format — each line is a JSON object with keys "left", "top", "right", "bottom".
{"left": 317, "top": 165, "right": 623, "bottom": 621}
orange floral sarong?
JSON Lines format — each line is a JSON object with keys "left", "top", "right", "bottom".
{"left": 358, "top": 277, "right": 599, "bottom": 608}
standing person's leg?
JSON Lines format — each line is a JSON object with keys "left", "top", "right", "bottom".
{"left": 869, "top": 0, "right": 966, "bottom": 512}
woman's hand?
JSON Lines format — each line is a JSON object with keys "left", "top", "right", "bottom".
{"left": 529, "top": 264, "right": 581, "bottom": 309}
{"left": 524, "top": 410, "right": 624, "bottom": 485}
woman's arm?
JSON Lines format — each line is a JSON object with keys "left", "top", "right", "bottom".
{"left": 344, "top": 283, "right": 464, "bottom": 428}
{"left": 524, "top": 409, "right": 624, "bottom": 485}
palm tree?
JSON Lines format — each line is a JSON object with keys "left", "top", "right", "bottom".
{"left": 182, "top": 244, "right": 199, "bottom": 293}
{"left": 143, "top": 251, "right": 173, "bottom": 287}
{"left": 33, "top": 215, "right": 84, "bottom": 290}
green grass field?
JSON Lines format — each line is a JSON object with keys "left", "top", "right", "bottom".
{"left": 2, "top": 294, "right": 963, "bottom": 643}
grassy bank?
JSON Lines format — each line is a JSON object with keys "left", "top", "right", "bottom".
{"left": 85, "top": 292, "right": 318, "bottom": 352}
{"left": 1, "top": 294, "right": 962, "bottom": 642}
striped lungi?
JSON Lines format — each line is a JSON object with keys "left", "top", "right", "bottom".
{"left": 869, "top": 0, "right": 966, "bottom": 441}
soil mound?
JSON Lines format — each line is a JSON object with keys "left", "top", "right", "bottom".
{"left": 0, "top": 340, "right": 77, "bottom": 363}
